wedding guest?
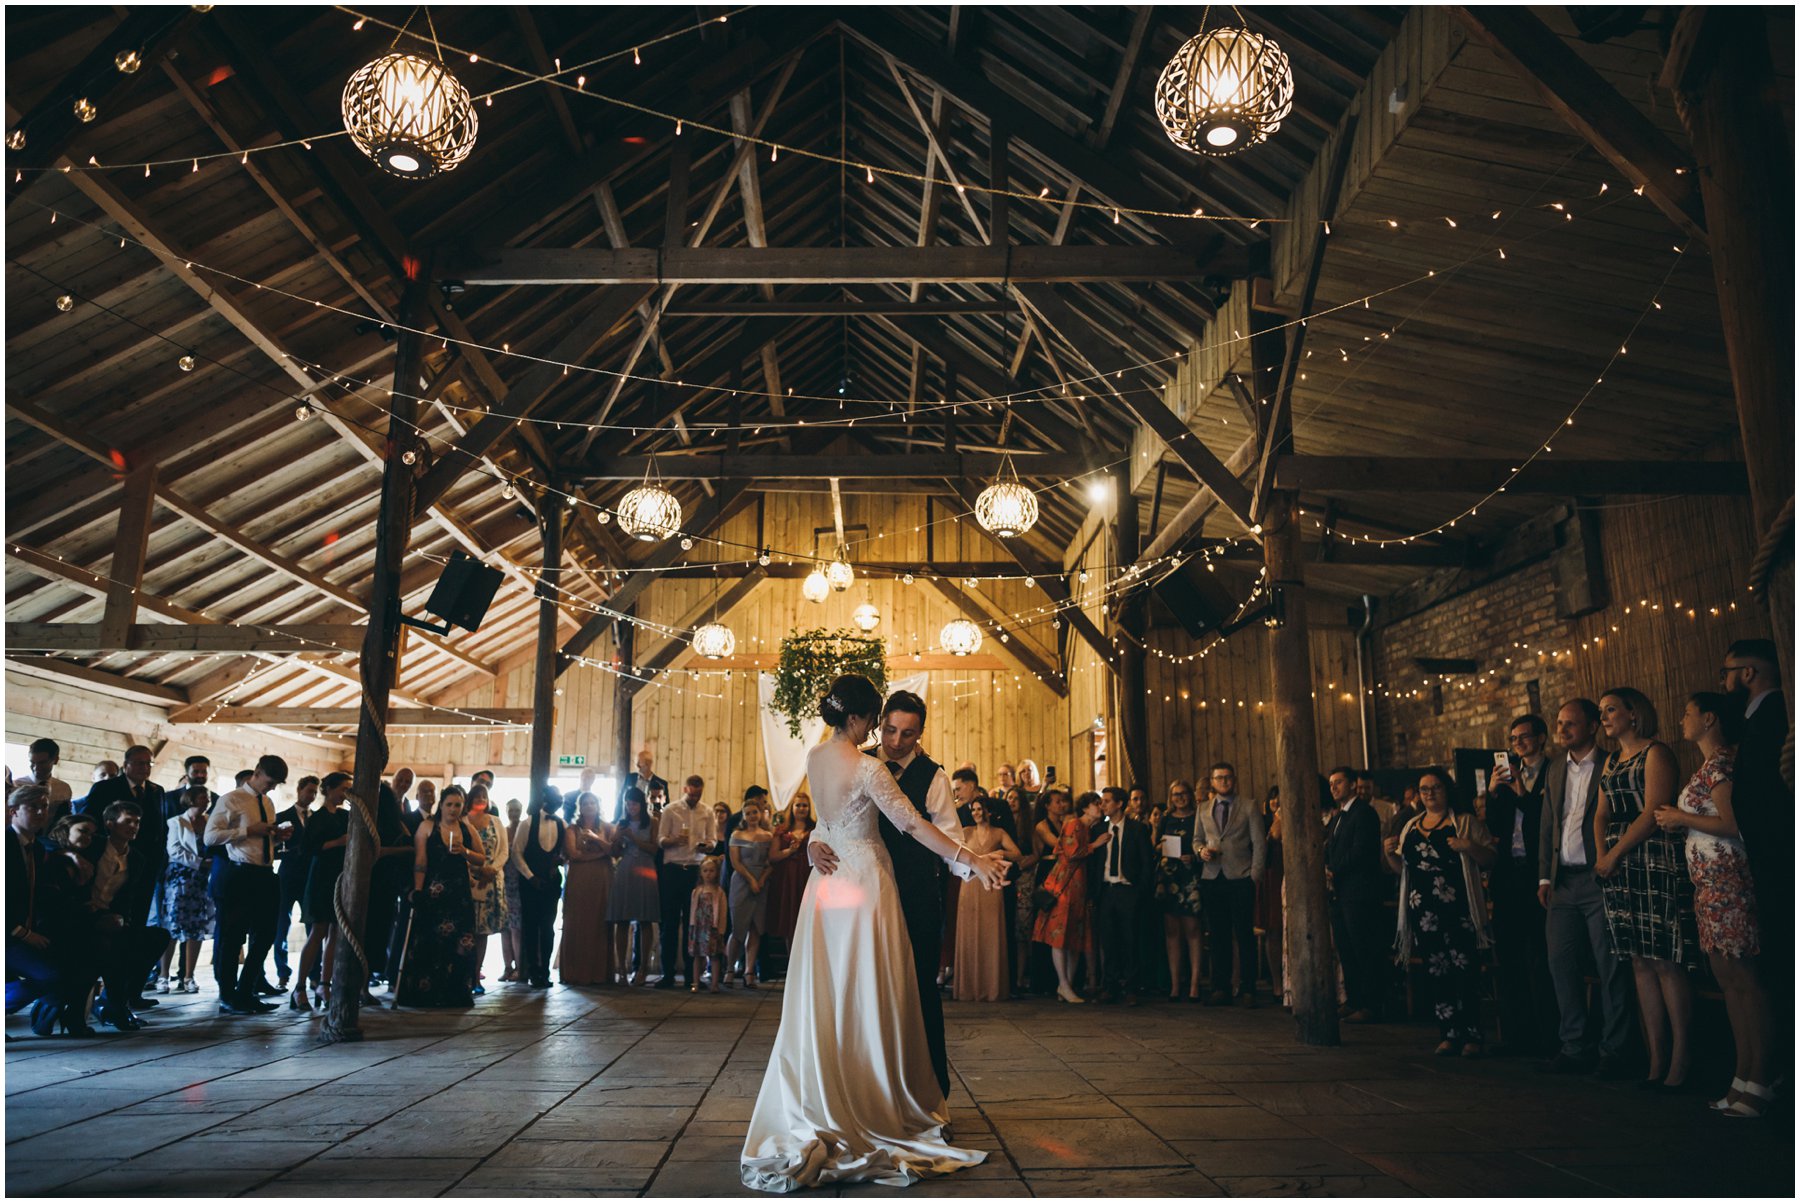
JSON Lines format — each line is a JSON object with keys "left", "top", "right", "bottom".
{"left": 272, "top": 776, "right": 317, "bottom": 992}
{"left": 396, "top": 785, "right": 481, "bottom": 1008}
{"left": 619, "top": 748, "right": 668, "bottom": 814}
{"left": 20, "top": 738, "right": 72, "bottom": 826}
{"left": 1720, "top": 639, "right": 1789, "bottom": 1050}
{"left": 766, "top": 793, "right": 814, "bottom": 953}
{"left": 89, "top": 800, "right": 170, "bottom": 1030}
{"left": 1383, "top": 768, "right": 1495, "bottom": 1056}
{"left": 365, "top": 780, "right": 417, "bottom": 998}
{"left": 727, "top": 798, "right": 774, "bottom": 988}
{"left": 10, "top": 787, "right": 95, "bottom": 1037}
{"left": 954, "top": 797, "right": 1020, "bottom": 1002}
{"left": 559, "top": 791, "right": 617, "bottom": 986}
{"left": 1538, "top": 699, "right": 1633, "bottom": 1077}
{"left": 608, "top": 788, "right": 660, "bottom": 985}
{"left": 1255, "top": 785, "right": 1284, "bottom": 997}
{"left": 1486, "top": 714, "right": 1557, "bottom": 1055}
{"left": 1036, "top": 791, "right": 1105, "bottom": 1004}
{"left": 689, "top": 856, "right": 728, "bottom": 993}
{"left": 1092, "top": 787, "right": 1151, "bottom": 1006}
{"left": 1657, "top": 691, "right": 1774, "bottom": 1117}
{"left": 1005, "top": 786, "right": 1041, "bottom": 995}
{"left": 384, "top": 780, "right": 436, "bottom": 989}
{"left": 1153, "top": 779, "right": 1205, "bottom": 1003}
{"left": 465, "top": 784, "right": 509, "bottom": 995}
{"left": 206, "top": 755, "right": 290, "bottom": 1016}
{"left": 1325, "top": 765, "right": 1386, "bottom": 1023}
{"left": 501, "top": 797, "right": 526, "bottom": 983}
{"left": 512, "top": 788, "right": 567, "bottom": 989}
{"left": 158, "top": 786, "right": 213, "bottom": 995}
{"left": 655, "top": 776, "right": 713, "bottom": 988}
{"left": 292, "top": 773, "right": 351, "bottom": 1013}
{"left": 1592, "top": 687, "right": 1696, "bottom": 1088}
{"left": 1197, "top": 763, "right": 1265, "bottom": 1006}
{"left": 1026, "top": 788, "right": 1067, "bottom": 994}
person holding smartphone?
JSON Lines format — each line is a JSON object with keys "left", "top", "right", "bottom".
{"left": 1485, "top": 715, "right": 1557, "bottom": 1056}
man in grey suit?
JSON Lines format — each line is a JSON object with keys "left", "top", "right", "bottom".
{"left": 1536, "top": 699, "right": 1631, "bottom": 1078}
{"left": 1197, "top": 763, "right": 1266, "bottom": 1006}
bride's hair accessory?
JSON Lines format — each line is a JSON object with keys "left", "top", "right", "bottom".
{"left": 822, "top": 693, "right": 846, "bottom": 717}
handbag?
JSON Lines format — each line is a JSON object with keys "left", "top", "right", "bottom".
{"left": 1032, "top": 886, "right": 1060, "bottom": 912}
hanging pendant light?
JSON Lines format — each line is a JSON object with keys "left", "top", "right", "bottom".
{"left": 826, "top": 553, "right": 854, "bottom": 592}
{"left": 342, "top": 47, "right": 478, "bottom": 178}
{"left": 615, "top": 460, "right": 682, "bottom": 542}
{"left": 974, "top": 454, "right": 1039, "bottom": 538}
{"left": 940, "top": 618, "right": 983, "bottom": 657}
{"left": 801, "top": 569, "right": 830, "bottom": 604}
{"left": 691, "top": 621, "right": 736, "bottom": 659}
{"left": 1155, "top": 23, "right": 1294, "bottom": 157}
{"left": 852, "top": 601, "right": 881, "bottom": 632}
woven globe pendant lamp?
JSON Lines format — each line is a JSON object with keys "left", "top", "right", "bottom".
{"left": 974, "top": 455, "right": 1039, "bottom": 539}
{"left": 691, "top": 621, "right": 736, "bottom": 660}
{"left": 940, "top": 618, "right": 984, "bottom": 657}
{"left": 342, "top": 51, "right": 478, "bottom": 178}
{"left": 1155, "top": 23, "right": 1293, "bottom": 156}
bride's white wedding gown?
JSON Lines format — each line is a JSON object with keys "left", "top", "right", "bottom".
{"left": 739, "top": 738, "right": 986, "bottom": 1193}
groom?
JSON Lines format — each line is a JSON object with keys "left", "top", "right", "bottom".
{"left": 810, "top": 689, "right": 969, "bottom": 1097}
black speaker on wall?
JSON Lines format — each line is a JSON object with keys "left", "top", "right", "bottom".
{"left": 425, "top": 550, "right": 503, "bottom": 633}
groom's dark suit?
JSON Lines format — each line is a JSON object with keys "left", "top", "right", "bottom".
{"left": 870, "top": 747, "right": 951, "bottom": 1098}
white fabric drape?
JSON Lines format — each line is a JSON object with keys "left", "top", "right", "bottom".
{"left": 758, "top": 673, "right": 927, "bottom": 811}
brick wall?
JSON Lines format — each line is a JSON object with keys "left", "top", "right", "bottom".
{"left": 1373, "top": 495, "right": 1768, "bottom": 773}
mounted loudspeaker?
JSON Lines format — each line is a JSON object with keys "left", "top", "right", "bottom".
{"left": 424, "top": 550, "right": 503, "bottom": 633}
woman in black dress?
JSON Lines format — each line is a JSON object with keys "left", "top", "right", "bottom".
{"left": 396, "top": 785, "right": 484, "bottom": 1008}
{"left": 292, "top": 772, "right": 351, "bottom": 1013}
{"left": 1382, "top": 768, "right": 1495, "bottom": 1056}
{"left": 1154, "top": 779, "right": 1204, "bottom": 1002}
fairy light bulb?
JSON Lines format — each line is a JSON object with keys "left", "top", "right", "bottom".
{"left": 295, "top": 405, "right": 312, "bottom": 421}
{"left": 55, "top": 294, "right": 73, "bottom": 312}
{"left": 178, "top": 354, "right": 196, "bottom": 372}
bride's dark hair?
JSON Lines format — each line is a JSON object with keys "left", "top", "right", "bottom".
{"left": 819, "top": 673, "right": 882, "bottom": 727}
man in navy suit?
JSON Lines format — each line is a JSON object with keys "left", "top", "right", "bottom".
{"left": 1324, "top": 765, "right": 1385, "bottom": 1023}
{"left": 1722, "top": 639, "right": 1790, "bottom": 1052}
{"left": 1094, "top": 787, "right": 1153, "bottom": 1005}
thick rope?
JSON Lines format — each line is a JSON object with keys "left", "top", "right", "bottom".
{"left": 1747, "top": 495, "right": 1794, "bottom": 601}
{"left": 330, "top": 667, "right": 391, "bottom": 980}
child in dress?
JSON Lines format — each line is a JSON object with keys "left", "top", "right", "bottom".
{"left": 689, "top": 856, "right": 728, "bottom": 993}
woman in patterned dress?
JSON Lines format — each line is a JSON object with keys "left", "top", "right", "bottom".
{"left": 1656, "top": 692, "right": 1774, "bottom": 1116}
{"left": 1592, "top": 687, "right": 1695, "bottom": 1089}
{"left": 1034, "top": 791, "right": 1106, "bottom": 1004}
{"left": 464, "top": 785, "right": 509, "bottom": 994}
{"left": 1383, "top": 769, "right": 1495, "bottom": 1056}
{"left": 1006, "top": 787, "right": 1041, "bottom": 995}
{"left": 1153, "top": 779, "right": 1205, "bottom": 1002}
{"left": 396, "top": 786, "right": 482, "bottom": 1008}
{"left": 159, "top": 785, "right": 215, "bottom": 994}
{"left": 500, "top": 797, "right": 526, "bottom": 982}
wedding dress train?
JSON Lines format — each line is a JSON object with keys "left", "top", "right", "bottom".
{"left": 740, "top": 739, "right": 985, "bottom": 1192}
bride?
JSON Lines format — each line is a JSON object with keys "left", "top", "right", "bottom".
{"left": 741, "top": 674, "right": 1008, "bottom": 1193}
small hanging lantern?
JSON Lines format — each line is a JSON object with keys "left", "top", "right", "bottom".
{"left": 691, "top": 621, "right": 736, "bottom": 659}
{"left": 826, "top": 554, "right": 854, "bottom": 592}
{"left": 801, "top": 569, "right": 830, "bottom": 604}
{"left": 852, "top": 601, "right": 881, "bottom": 632}
{"left": 341, "top": 51, "right": 478, "bottom": 178}
{"left": 940, "top": 618, "right": 984, "bottom": 657}
{"left": 1155, "top": 24, "right": 1294, "bottom": 156}
{"left": 615, "top": 462, "right": 682, "bottom": 542}
{"left": 974, "top": 455, "right": 1039, "bottom": 538}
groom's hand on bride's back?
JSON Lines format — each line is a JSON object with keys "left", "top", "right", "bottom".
{"left": 809, "top": 839, "right": 839, "bottom": 876}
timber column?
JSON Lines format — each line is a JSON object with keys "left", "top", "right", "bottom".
{"left": 1664, "top": 9, "right": 1795, "bottom": 763}
{"left": 1113, "top": 463, "right": 1151, "bottom": 792}
{"left": 612, "top": 613, "right": 637, "bottom": 787}
{"left": 322, "top": 270, "right": 428, "bottom": 1043}
{"left": 530, "top": 487, "right": 565, "bottom": 797}
{"left": 1264, "top": 494, "right": 1338, "bottom": 1046}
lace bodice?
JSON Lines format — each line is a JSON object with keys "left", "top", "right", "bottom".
{"left": 806, "top": 739, "right": 922, "bottom": 849}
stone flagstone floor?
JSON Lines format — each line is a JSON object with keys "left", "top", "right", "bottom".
{"left": 5, "top": 980, "right": 1793, "bottom": 1197}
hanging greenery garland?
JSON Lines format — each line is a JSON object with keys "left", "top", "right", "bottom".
{"left": 770, "top": 628, "right": 888, "bottom": 739}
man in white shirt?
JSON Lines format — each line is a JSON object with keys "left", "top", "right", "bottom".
{"left": 654, "top": 775, "right": 714, "bottom": 988}
{"left": 1536, "top": 700, "right": 1631, "bottom": 1077}
{"left": 205, "top": 754, "right": 291, "bottom": 1015}
{"left": 20, "top": 739, "right": 72, "bottom": 826}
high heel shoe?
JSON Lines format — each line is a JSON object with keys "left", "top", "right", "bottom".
{"left": 289, "top": 987, "right": 312, "bottom": 1013}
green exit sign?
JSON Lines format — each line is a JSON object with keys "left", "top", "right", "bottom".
{"left": 557, "top": 754, "right": 587, "bottom": 767}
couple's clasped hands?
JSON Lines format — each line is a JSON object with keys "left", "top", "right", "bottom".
{"left": 811, "top": 838, "right": 1009, "bottom": 889}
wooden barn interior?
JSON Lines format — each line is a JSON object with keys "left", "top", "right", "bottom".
{"left": 4, "top": 4, "right": 1794, "bottom": 1197}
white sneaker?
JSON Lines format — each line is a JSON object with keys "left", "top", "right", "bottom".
{"left": 180, "top": 978, "right": 199, "bottom": 994}
{"left": 154, "top": 976, "right": 172, "bottom": 994}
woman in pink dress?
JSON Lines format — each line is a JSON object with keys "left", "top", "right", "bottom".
{"left": 953, "top": 798, "right": 1020, "bottom": 1001}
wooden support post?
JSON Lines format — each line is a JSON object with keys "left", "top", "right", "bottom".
{"left": 1664, "top": 8, "right": 1796, "bottom": 752}
{"left": 612, "top": 614, "right": 638, "bottom": 786}
{"left": 100, "top": 463, "right": 158, "bottom": 650}
{"left": 1112, "top": 463, "right": 1150, "bottom": 792}
{"left": 530, "top": 486, "right": 566, "bottom": 797}
{"left": 321, "top": 272, "right": 428, "bottom": 1044}
{"left": 1265, "top": 492, "right": 1337, "bottom": 1046}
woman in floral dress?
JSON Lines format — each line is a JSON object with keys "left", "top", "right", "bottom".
{"left": 1657, "top": 692, "right": 1774, "bottom": 1117}
{"left": 396, "top": 786, "right": 482, "bottom": 1008}
{"left": 1153, "top": 780, "right": 1204, "bottom": 1002}
{"left": 1383, "top": 768, "right": 1494, "bottom": 1056}
{"left": 1034, "top": 792, "right": 1106, "bottom": 1004}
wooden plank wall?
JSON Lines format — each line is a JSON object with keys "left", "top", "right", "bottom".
{"left": 1128, "top": 288, "right": 1254, "bottom": 492}
{"left": 4, "top": 671, "right": 344, "bottom": 794}
{"left": 1140, "top": 621, "right": 1366, "bottom": 801}
{"left": 386, "top": 493, "right": 1069, "bottom": 793}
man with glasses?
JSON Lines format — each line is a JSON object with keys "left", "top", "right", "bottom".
{"left": 1721, "top": 638, "right": 1790, "bottom": 1047}
{"left": 1486, "top": 714, "right": 1556, "bottom": 1056}
{"left": 1196, "top": 763, "right": 1265, "bottom": 1007}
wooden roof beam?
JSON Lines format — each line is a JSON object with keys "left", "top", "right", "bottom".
{"left": 574, "top": 451, "right": 1093, "bottom": 481}
{"left": 1274, "top": 456, "right": 1749, "bottom": 495}
{"left": 1452, "top": 6, "right": 1707, "bottom": 244}
{"left": 6, "top": 623, "right": 367, "bottom": 655}
{"left": 169, "top": 706, "right": 532, "bottom": 728}
{"left": 5, "top": 656, "right": 190, "bottom": 708}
